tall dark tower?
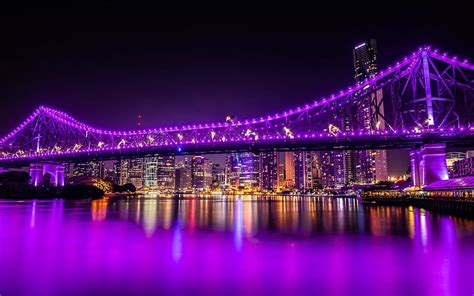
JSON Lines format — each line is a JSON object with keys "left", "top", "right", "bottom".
{"left": 353, "top": 39, "right": 388, "bottom": 183}
{"left": 354, "top": 39, "right": 378, "bottom": 83}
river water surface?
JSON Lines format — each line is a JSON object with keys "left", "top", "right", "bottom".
{"left": 0, "top": 195, "right": 473, "bottom": 295}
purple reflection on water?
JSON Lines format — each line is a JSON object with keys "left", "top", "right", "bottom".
{"left": 234, "top": 198, "right": 243, "bottom": 251}
{"left": 0, "top": 196, "right": 473, "bottom": 295}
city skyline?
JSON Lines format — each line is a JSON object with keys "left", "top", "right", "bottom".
{"left": 1, "top": 41, "right": 449, "bottom": 177}
{"left": 2, "top": 44, "right": 473, "bottom": 191}
{"left": 2, "top": 10, "right": 473, "bottom": 177}
{"left": 0, "top": 9, "right": 473, "bottom": 296}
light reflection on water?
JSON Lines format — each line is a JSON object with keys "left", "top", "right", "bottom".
{"left": 0, "top": 195, "right": 473, "bottom": 295}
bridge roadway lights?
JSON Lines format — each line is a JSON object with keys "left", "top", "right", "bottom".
{"left": 30, "top": 162, "right": 65, "bottom": 187}
{"left": 410, "top": 144, "right": 449, "bottom": 188}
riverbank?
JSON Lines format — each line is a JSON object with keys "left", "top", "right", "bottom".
{"left": 360, "top": 195, "right": 474, "bottom": 216}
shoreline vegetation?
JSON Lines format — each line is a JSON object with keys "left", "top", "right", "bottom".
{"left": 0, "top": 171, "right": 136, "bottom": 199}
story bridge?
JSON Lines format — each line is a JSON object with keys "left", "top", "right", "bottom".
{"left": 1, "top": 46, "right": 473, "bottom": 187}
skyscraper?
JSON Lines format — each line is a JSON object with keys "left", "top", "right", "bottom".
{"left": 175, "top": 156, "right": 192, "bottom": 191}
{"left": 114, "top": 158, "right": 130, "bottom": 185}
{"left": 321, "top": 151, "right": 346, "bottom": 188}
{"left": 353, "top": 39, "right": 388, "bottom": 183}
{"left": 225, "top": 153, "right": 240, "bottom": 190}
{"left": 73, "top": 161, "right": 105, "bottom": 178}
{"left": 175, "top": 168, "right": 192, "bottom": 190}
{"left": 321, "top": 111, "right": 356, "bottom": 188}
{"left": 129, "top": 158, "right": 144, "bottom": 189}
{"left": 277, "top": 161, "right": 285, "bottom": 191}
{"left": 310, "top": 152, "right": 322, "bottom": 188}
{"left": 211, "top": 163, "right": 226, "bottom": 186}
{"left": 354, "top": 39, "right": 378, "bottom": 82}
{"left": 284, "top": 152, "right": 295, "bottom": 189}
{"left": 294, "top": 151, "right": 320, "bottom": 191}
{"left": 143, "top": 156, "right": 159, "bottom": 187}
{"left": 191, "top": 156, "right": 212, "bottom": 190}
{"left": 226, "top": 152, "right": 260, "bottom": 190}
{"left": 259, "top": 152, "right": 279, "bottom": 191}
{"left": 156, "top": 155, "right": 175, "bottom": 190}
{"left": 239, "top": 152, "right": 259, "bottom": 190}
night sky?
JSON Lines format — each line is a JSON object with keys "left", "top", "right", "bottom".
{"left": 1, "top": 5, "right": 472, "bottom": 175}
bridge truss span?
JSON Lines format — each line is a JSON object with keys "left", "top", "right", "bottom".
{"left": 0, "top": 46, "right": 473, "bottom": 164}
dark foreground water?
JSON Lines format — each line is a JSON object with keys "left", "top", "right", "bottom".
{"left": 0, "top": 196, "right": 473, "bottom": 296}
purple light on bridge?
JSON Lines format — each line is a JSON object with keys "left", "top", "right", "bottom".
{"left": 0, "top": 46, "right": 473, "bottom": 163}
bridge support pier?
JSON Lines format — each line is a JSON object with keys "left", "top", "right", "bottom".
{"left": 410, "top": 144, "right": 448, "bottom": 188}
{"left": 30, "top": 163, "right": 65, "bottom": 187}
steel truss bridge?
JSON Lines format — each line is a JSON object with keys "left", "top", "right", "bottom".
{"left": 0, "top": 46, "right": 473, "bottom": 166}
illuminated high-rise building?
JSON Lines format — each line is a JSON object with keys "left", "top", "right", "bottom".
{"left": 294, "top": 151, "right": 320, "bottom": 190}
{"left": 322, "top": 109, "right": 356, "bottom": 188}
{"left": 354, "top": 39, "right": 378, "bottom": 82}
{"left": 143, "top": 156, "right": 159, "bottom": 187}
{"left": 104, "top": 167, "right": 115, "bottom": 183}
{"left": 156, "top": 155, "right": 175, "bottom": 190}
{"left": 240, "top": 152, "right": 259, "bottom": 189}
{"left": 191, "top": 156, "right": 212, "bottom": 190}
{"left": 321, "top": 151, "right": 346, "bottom": 188}
{"left": 175, "top": 157, "right": 192, "bottom": 190}
{"left": 353, "top": 39, "right": 388, "bottom": 183}
{"left": 310, "top": 152, "right": 322, "bottom": 187}
{"left": 225, "top": 153, "right": 240, "bottom": 189}
{"left": 446, "top": 152, "right": 467, "bottom": 177}
{"left": 225, "top": 153, "right": 260, "bottom": 190}
{"left": 259, "top": 152, "right": 279, "bottom": 191}
{"left": 73, "top": 161, "right": 105, "bottom": 178}
{"left": 129, "top": 158, "right": 144, "bottom": 189}
{"left": 284, "top": 152, "right": 295, "bottom": 189}
{"left": 175, "top": 168, "right": 192, "bottom": 190}
{"left": 114, "top": 158, "right": 130, "bottom": 185}
{"left": 211, "top": 163, "right": 226, "bottom": 185}
{"left": 277, "top": 161, "right": 285, "bottom": 190}
{"left": 136, "top": 155, "right": 175, "bottom": 190}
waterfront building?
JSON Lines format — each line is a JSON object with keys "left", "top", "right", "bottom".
{"left": 128, "top": 158, "right": 144, "bottom": 189}
{"left": 104, "top": 167, "right": 115, "bottom": 183}
{"left": 73, "top": 161, "right": 105, "bottom": 178}
{"left": 64, "top": 163, "right": 72, "bottom": 179}
{"left": 114, "top": 159, "right": 130, "bottom": 185}
{"left": 175, "top": 157, "right": 192, "bottom": 191}
{"left": 226, "top": 153, "right": 260, "bottom": 190}
{"left": 211, "top": 163, "right": 226, "bottom": 186}
{"left": 353, "top": 39, "right": 388, "bottom": 183}
{"left": 175, "top": 167, "right": 192, "bottom": 191}
{"left": 143, "top": 156, "right": 159, "bottom": 187}
{"left": 446, "top": 152, "right": 467, "bottom": 177}
{"left": 294, "top": 151, "right": 308, "bottom": 190}
{"left": 322, "top": 110, "right": 356, "bottom": 188}
{"left": 225, "top": 153, "right": 240, "bottom": 189}
{"left": 277, "top": 162, "right": 285, "bottom": 190}
{"left": 259, "top": 152, "right": 279, "bottom": 191}
{"left": 294, "top": 151, "right": 321, "bottom": 191}
{"left": 156, "top": 156, "right": 175, "bottom": 190}
{"left": 113, "top": 158, "right": 144, "bottom": 187}
{"left": 284, "top": 152, "right": 295, "bottom": 189}
{"left": 452, "top": 155, "right": 474, "bottom": 178}
{"left": 310, "top": 152, "right": 322, "bottom": 187}
{"left": 321, "top": 150, "right": 346, "bottom": 188}
{"left": 239, "top": 152, "right": 259, "bottom": 190}
{"left": 191, "top": 156, "right": 212, "bottom": 190}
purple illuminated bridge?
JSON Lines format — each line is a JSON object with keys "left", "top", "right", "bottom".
{"left": 0, "top": 46, "right": 473, "bottom": 187}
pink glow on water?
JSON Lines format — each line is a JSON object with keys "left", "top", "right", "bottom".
{"left": 0, "top": 197, "right": 473, "bottom": 295}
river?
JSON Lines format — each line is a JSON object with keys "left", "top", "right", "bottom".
{"left": 0, "top": 195, "right": 473, "bottom": 295}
